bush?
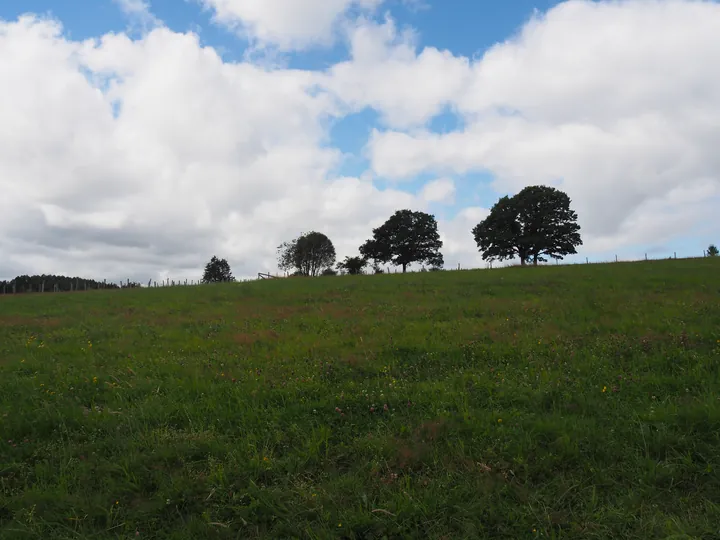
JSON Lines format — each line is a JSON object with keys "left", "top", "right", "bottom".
{"left": 336, "top": 256, "right": 367, "bottom": 275}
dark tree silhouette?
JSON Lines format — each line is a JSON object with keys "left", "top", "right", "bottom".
{"left": 360, "top": 210, "right": 443, "bottom": 273}
{"left": 472, "top": 185, "right": 582, "bottom": 266}
{"left": 202, "top": 256, "right": 235, "bottom": 283}
{"left": 277, "top": 232, "right": 336, "bottom": 277}
{"left": 336, "top": 255, "right": 367, "bottom": 275}
{"left": 708, "top": 244, "right": 719, "bottom": 257}
{"left": 0, "top": 274, "right": 119, "bottom": 294}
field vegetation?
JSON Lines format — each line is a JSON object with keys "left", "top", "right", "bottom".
{"left": 1, "top": 258, "right": 719, "bottom": 539}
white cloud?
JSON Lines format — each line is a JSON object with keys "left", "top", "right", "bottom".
{"left": 198, "top": 0, "right": 384, "bottom": 51}
{"left": 3, "top": 0, "right": 720, "bottom": 281}
{"left": 366, "top": 0, "right": 720, "bottom": 254}
{"left": 0, "top": 15, "right": 427, "bottom": 281}
{"left": 113, "top": 0, "right": 161, "bottom": 31}
{"left": 321, "top": 17, "right": 470, "bottom": 128}
{"left": 420, "top": 178, "right": 455, "bottom": 204}
{"left": 438, "top": 206, "right": 489, "bottom": 270}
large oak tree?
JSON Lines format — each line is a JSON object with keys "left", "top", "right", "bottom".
{"left": 360, "top": 210, "right": 444, "bottom": 273}
{"left": 472, "top": 185, "right": 582, "bottom": 266}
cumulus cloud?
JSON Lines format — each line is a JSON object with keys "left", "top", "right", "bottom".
{"left": 0, "top": 15, "right": 425, "bottom": 281}
{"left": 438, "top": 207, "right": 489, "bottom": 270}
{"left": 420, "top": 178, "right": 455, "bottom": 204}
{"left": 2, "top": 0, "right": 719, "bottom": 281}
{"left": 198, "top": 0, "right": 385, "bottom": 51}
{"left": 321, "top": 17, "right": 470, "bottom": 128}
{"left": 113, "top": 0, "right": 161, "bottom": 31}
{"left": 367, "top": 0, "right": 720, "bottom": 254}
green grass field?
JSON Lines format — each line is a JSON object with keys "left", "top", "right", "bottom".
{"left": 1, "top": 259, "right": 719, "bottom": 539}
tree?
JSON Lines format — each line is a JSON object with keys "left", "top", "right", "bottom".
{"left": 202, "top": 256, "right": 235, "bottom": 283}
{"left": 0, "top": 274, "right": 120, "bottom": 294}
{"left": 277, "top": 232, "right": 336, "bottom": 277}
{"left": 336, "top": 255, "right": 367, "bottom": 275}
{"left": 321, "top": 267, "right": 338, "bottom": 276}
{"left": 360, "top": 210, "right": 444, "bottom": 273}
{"left": 708, "top": 244, "right": 719, "bottom": 257}
{"left": 472, "top": 185, "right": 582, "bottom": 266}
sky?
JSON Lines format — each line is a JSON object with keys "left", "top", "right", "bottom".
{"left": 1, "top": 0, "right": 719, "bottom": 282}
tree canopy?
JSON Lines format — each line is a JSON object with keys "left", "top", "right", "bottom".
{"left": 202, "top": 256, "right": 235, "bottom": 283}
{"left": 277, "top": 231, "right": 336, "bottom": 277}
{"left": 0, "top": 274, "right": 119, "bottom": 294}
{"left": 336, "top": 255, "right": 367, "bottom": 275}
{"left": 360, "top": 210, "right": 444, "bottom": 273}
{"left": 472, "top": 185, "right": 582, "bottom": 266}
{"left": 708, "top": 244, "right": 719, "bottom": 257}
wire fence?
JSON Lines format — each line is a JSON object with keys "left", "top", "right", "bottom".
{"left": 1, "top": 250, "right": 716, "bottom": 295}
{"left": 468, "top": 250, "right": 715, "bottom": 270}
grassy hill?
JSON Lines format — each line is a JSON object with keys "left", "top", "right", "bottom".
{"left": 1, "top": 259, "right": 719, "bottom": 539}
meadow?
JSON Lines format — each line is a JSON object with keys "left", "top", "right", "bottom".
{"left": 1, "top": 258, "right": 719, "bottom": 539}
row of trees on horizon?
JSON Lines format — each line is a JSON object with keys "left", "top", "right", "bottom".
{"left": 203, "top": 185, "right": 586, "bottom": 282}
{"left": 0, "top": 275, "right": 124, "bottom": 295}
{"left": 1, "top": 185, "right": 716, "bottom": 292}
{"left": 203, "top": 185, "right": 719, "bottom": 282}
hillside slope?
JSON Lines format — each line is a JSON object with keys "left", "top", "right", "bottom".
{"left": 1, "top": 259, "right": 719, "bottom": 538}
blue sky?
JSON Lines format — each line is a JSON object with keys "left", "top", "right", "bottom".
{"left": 1, "top": 1, "right": 562, "bottom": 57}
{"left": 1, "top": 0, "right": 718, "bottom": 280}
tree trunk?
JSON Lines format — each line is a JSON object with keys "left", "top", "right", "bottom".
{"left": 402, "top": 263, "right": 407, "bottom": 273}
{"left": 520, "top": 259, "right": 526, "bottom": 266}
{"left": 533, "top": 254, "right": 538, "bottom": 266}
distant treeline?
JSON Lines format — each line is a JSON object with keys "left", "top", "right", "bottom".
{"left": 0, "top": 275, "right": 129, "bottom": 294}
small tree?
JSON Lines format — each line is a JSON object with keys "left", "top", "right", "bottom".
{"left": 337, "top": 256, "right": 367, "bottom": 275}
{"left": 278, "top": 232, "right": 336, "bottom": 277}
{"left": 321, "top": 267, "right": 338, "bottom": 276}
{"left": 472, "top": 185, "right": 582, "bottom": 266}
{"left": 360, "top": 210, "right": 444, "bottom": 273}
{"left": 202, "top": 256, "right": 235, "bottom": 283}
{"left": 708, "top": 244, "right": 719, "bottom": 257}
